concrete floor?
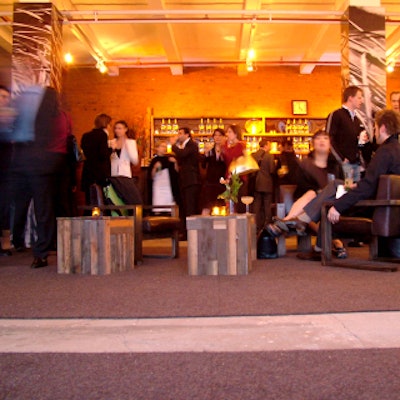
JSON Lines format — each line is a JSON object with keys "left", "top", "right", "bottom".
{"left": 2, "top": 311, "right": 400, "bottom": 353}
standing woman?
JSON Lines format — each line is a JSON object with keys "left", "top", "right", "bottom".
{"left": 221, "top": 124, "right": 247, "bottom": 213}
{"left": 108, "top": 120, "right": 142, "bottom": 205}
{"left": 200, "top": 128, "right": 227, "bottom": 213}
{"left": 80, "top": 113, "right": 112, "bottom": 205}
{"left": 109, "top": 120, "right": 139, "bottom": 177}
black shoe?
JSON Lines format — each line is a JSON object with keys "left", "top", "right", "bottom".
{"left": 296, "top": 249, "right": 322, "bottom": 261}
{"left": 0, "top": 248, "right": 12, "bottom": 257}
{"left": 31, "top": 257, "right": 48, "bottom": 269}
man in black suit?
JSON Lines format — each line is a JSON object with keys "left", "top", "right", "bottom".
{"left": 172, "top": 127, "right": 201, "bottom": 235}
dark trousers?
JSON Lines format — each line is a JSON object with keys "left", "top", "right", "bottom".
{"left": 11, "top": 152, "right": 63, "bottom": 258}
{"left": 180, "top": 184, "right": 201, "bottom": 232}
{"left": 254, "top": 191, "right": 273, "bottom": 232}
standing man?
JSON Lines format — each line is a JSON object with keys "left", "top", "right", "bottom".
{"left": 326, "top": 86, "right": 370, "bottom": 183}
{"left": 172, "top": 127, "right": 201, "bottom": 238}
{"left": 390, "top": 91, "right": 400, "bottom": 113}
{"left": 251, "top": 139, "right": 276, "bottom": 233}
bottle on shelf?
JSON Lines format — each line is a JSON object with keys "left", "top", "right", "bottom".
{"left": 218, "top": 118, "right": 224, "bottom": 130}
{"left": 206, "top": 118, "right": 212, "bottom": 135}
{"left": 212, "top": 118, "right": 218, "bottom": 131}
{"left": 198, "top": 138, "right": 205, "bottom": 154}
{"left": 166, "top": 118, "right": 172, "bottom": 134}
{"left": 172, "top": 118, "right": 179, "bottom": 134}
{"left": 285, "top": 119, "right": 291, "bottom": 134}
{"left": 160, "top": 118, "right": 166, "bottom": 133}
{"left": 199, "top": 118, "right": 205, "bottom": 135}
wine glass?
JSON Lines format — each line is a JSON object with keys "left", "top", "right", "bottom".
{"left": 241, "top": 196, "right": 254, "bottom": 213}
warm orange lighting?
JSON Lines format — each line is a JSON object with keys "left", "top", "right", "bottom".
{"left": 64, "top": 52, "right": 73, "bottom": 64}
{"left": 92, "top": 207, "right": 101, "bottom": 217}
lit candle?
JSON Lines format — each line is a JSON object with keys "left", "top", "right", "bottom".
{"left": 212, "top": 206, "right": 220, "bottom": 216}
{"left": 92, "top": 207, "right": 101, "bottom": 217}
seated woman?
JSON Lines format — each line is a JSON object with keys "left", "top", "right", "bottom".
{"left": 270, "top": 130, "right": 347, "bottom": 259}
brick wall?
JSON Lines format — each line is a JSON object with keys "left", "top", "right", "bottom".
{"left": 63, "top": 65, "right": 400, "bottom": 145}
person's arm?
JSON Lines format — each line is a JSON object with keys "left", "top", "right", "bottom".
{"left": 125, "top": 139, "right": 139, "bottom": 166}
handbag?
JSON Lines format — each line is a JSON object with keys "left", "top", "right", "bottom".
{"left": 257, "top": 229, "right": 278, "bottom": 259}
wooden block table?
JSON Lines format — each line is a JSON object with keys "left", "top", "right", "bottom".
{"left": 57, "top": 217, "right": 134, "bottom": 275}
{"left": 186, "top": 214, "right": 256, "bottom": 275}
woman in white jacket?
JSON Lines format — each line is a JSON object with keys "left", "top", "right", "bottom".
{"left": 109, "top": 120, "right": 139, "bottom": 177}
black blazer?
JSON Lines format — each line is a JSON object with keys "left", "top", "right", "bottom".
{"left": 172, "top": 139, "right": 201, "bottom": 188}
{"left": 80, "top": 128, "right": 111, "bottom": 192}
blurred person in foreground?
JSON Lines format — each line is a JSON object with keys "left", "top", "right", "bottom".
{"left": 11, "top": 86, "right": 65, "bottom": 268}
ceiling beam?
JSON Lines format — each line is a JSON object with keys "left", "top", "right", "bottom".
{"left": 0, "top": 25, "right": 12, "bottom": 53}
{"left": 54, "top": 0, "right": 110, "bottom": 66}
{"left": 147, "top": 0, "right": 182, "bottom": 75}
{"left": 299, "top": 0, "right": 347, "bottom": 74}
{"left": 386, "top": 25, "right": 400, "bottom": 63}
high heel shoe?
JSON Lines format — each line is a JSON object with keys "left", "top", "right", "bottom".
{"left": 266, "top": 217, "right": 308, "bottom": 238}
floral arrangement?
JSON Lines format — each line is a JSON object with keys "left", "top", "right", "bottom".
{"left": 218, "top": 173, "right": 243, "bottom": 203}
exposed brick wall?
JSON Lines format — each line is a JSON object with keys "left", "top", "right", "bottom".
{"left": 63, "top": 65, "right": 400, "bottom": 145}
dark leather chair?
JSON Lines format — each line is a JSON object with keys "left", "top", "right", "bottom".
{"left": 321, "top": 175, "right": 400, "bottom": 271}
{"left": 86, "top": 183, "right": 181, "bottom": 264}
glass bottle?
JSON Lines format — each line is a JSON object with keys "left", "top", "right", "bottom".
{"left": 199, "top": 118, "right": 205, "bottom": 135}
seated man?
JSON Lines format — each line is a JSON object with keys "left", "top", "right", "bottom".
{"left": 267, "top": 109, "right": 400, "bottom": 260}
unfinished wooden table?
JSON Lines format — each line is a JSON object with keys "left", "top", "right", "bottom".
{"left": 186, "top": 214, "right": 256, "bottom": 275}
{"left": 57, "top": 216, "right": 135, "bottom": 275}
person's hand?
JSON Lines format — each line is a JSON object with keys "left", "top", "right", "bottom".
{"left": 168, "top": 156, "right": 176, "bottom": 163}
{"left": 327, "top": 206, "right": 341, "bottom": 224}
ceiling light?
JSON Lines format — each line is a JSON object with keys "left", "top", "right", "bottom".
{"left": 96, "top": 59, "right": 108, "bottom": 74}
{"left": 64, "top": 52, "right": 73, "bottom": 64}
{"left": 247, "top": 48, "right": 255, "bottom": 60}
{"left": 386, "top": 62, "right": 395, "bottom": 73}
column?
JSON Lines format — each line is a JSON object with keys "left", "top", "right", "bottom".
{"left": 341, "top": 3, "right": 386, "bottom": 137}
{"left": 12, "top": 2, "right": 63, "bottom": 93}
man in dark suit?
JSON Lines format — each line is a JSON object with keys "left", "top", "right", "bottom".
{"left": 172, "top": 127, "right": 201, "bottom": 236}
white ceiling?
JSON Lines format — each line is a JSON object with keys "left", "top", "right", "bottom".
{"left": 0, "top": 1, "right": 400, "bottom": 75}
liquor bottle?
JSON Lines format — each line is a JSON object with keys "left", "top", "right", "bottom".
{"left": 218, "top": 118, "right": 224, "bottom": 129}
{"left": 172, "top": 118, "right": 179, "bottom": 134}
{"left": 167, "top": 118, "right": 172, "bottom": 134}
{"left": 212, "top": 118, "right": 218, "bottom": 131}
{"left": 160, "top": 118, "right": 166, "bottom": 133}
{"left": 285, "top": 119, "right": 291, "bottom": 134}
{"left": 206, "top": 118, "right": 212, "bottom": 135}
{"left": 199, "top": 118, "right": 205, "bottom": 135}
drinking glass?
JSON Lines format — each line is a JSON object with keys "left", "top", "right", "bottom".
{"left": 241, "top": 196, "right": 254, "bottom": 213}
